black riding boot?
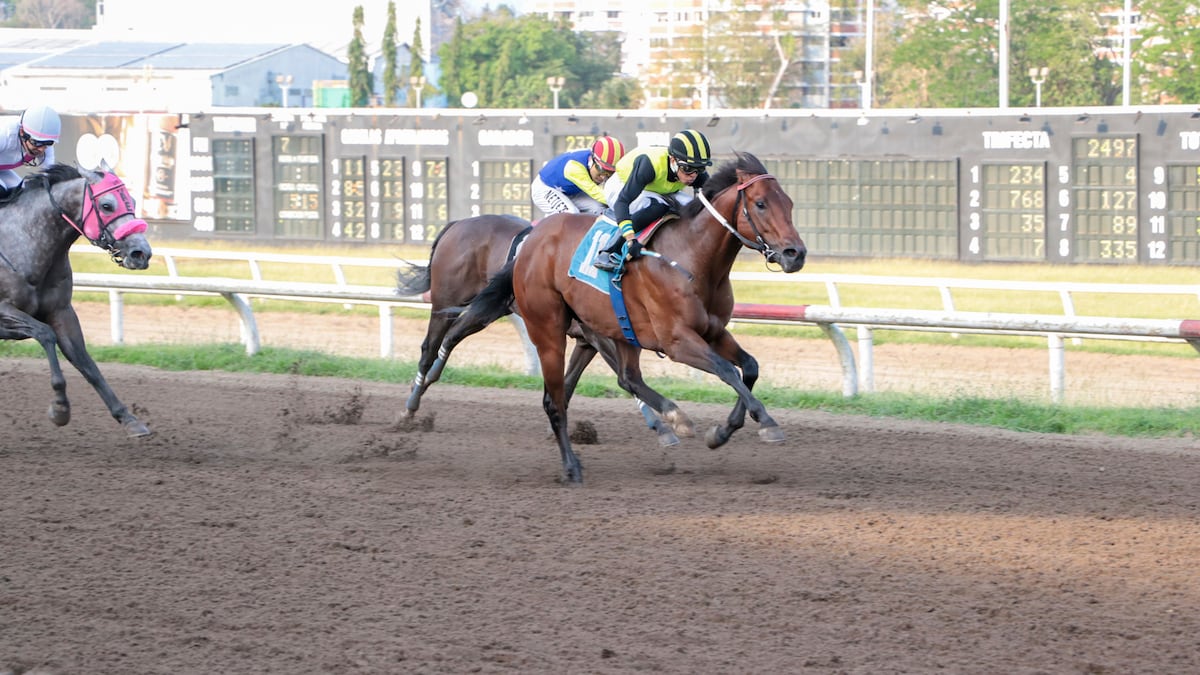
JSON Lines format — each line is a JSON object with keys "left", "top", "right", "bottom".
{"left": 591, "top": 202, "right": 670, "bottom": 271}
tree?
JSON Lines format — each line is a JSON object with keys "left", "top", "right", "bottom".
{"left": 883, "top": 0, "right": 1121, "bottom": 108}
{"left": 380, "top": 1, "right": 400, "bottom": 106}
{"left": 12, "top": 0, "right": 91, "bottom": 28}
{"left": 705, "top": 2, "right": 790, "bottom": 108}
{"left": 347, "top": 6, "right": 374, "bottom": 107}
{"left": 1136, "top": 0, "right": 1200, "bottom": 104}
{"left": 1008, "top": 1, "right": 1122, "bottom": 107}
{"left": 408, "top": 18, "right": 434, "bottom": 108}
{"left": 887, "top": 0, "right": 1004, "bottom": 107}
{"left": 437, "top": 8, "right": 621, "bottom": 109}
{"left": 429, "top": 0, "right": 468, "bottom": 56}
{"left": 577, "top": 75, "right": 643, "bottom": 110}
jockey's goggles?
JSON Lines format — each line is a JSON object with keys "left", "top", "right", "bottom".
{"left": 591, "top": 155, "right": 616, "bottom": 173}
{"left": 20, "top": 131, "right": 53, "bottom": 148}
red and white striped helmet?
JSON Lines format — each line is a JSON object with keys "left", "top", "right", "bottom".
{"left": 590, "top": 136, "right": 626, "bottom": 172}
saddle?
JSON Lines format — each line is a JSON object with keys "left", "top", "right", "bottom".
{"left": 0, "top": 183, "right": 24, "bottom": 204}
{"left": 631, "top": 212, "right": 677, "bottom": 246}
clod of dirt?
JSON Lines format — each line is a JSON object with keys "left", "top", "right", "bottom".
{"left": 321, "top": 386, "right": 367, "bottom": 425}
{"left": 570, "top": 420, "right": 598, "bottom": 444}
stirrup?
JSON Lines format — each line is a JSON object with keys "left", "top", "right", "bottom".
{"left": 592, "top": 252, "right": 620, "bottom": 271}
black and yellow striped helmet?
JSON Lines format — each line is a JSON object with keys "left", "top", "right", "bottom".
{"left": 668, "top": 129, "right": 712, "bottom": 168}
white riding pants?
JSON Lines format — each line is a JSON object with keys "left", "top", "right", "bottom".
{"left": 530, "top": 175, "right": 605, "bottom": 217}
{"left": 602, "top": 175, "right": 694, "bottom": 219}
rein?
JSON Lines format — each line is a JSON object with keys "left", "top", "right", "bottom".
{"left": 696, "top": 173, "right": 783, "bottom": 265}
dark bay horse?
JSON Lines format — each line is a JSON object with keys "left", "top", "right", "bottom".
{"left": 395, "top": 213, "right": 686, "bottom": 446}
{"left": 456, "top": 152, "right": 806, "bottom": 483}
{"left": 0, "top": 164, "right": 154, "bottom": 436}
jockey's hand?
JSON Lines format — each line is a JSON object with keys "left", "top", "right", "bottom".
{"left": 625, "top": 238, "right": 643, "bottom": 260}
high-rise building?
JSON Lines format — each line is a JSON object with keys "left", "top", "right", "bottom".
{"left": 526, "top": 0, "right": 868, "bottom": 109}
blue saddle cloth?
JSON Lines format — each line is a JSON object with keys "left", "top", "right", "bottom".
{"left": 566, "top": 216, "right": 641, "bottom": 347}
{"left": 567, "top": 216, "right": 620, "bottom": 296}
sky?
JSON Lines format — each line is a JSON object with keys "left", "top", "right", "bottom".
{"left": 95, "top": 0, "right": 422, "bottom": 55}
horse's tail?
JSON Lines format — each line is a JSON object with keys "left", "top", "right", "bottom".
{"left": 395, "top": 219, "right": 462, "bottom": 296}
{"left": 454, "top": 259, "right": 516, "bottom": 326}
{"left": 395, "top": 261, "right": 431, "bottom": 296}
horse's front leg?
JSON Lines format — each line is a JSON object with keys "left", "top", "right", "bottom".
{"left": 48, "top": 307, "right": 150, "bottom": 436}
{"left": 534, "top": 332, "right": 582, "bottom": 484}
{"left": 705, "top": 331, "right": 780, "bottom": 449}
{"left": 521, "top": 304, "right": 583, "bottom": 484}
{"left": 665, "top": 329, "right": 781, "bottom": 449}
{"left": 0, "top": 304, "right": 72, "bottom": 427}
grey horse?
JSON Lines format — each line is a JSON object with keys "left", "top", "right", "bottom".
{"left": 0, "top": 163, "right": 154, "bottom": 436}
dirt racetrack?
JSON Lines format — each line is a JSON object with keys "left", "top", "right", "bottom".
{"left": 3, "top": 303, "right": 1200, "bottom": 673}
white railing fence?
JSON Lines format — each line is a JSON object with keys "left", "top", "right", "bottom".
{"left": 70, "top": 247, "right": 1200, "bottom": 403}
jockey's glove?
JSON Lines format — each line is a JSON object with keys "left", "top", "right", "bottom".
{"left": 625, "top": 238, "right": 643, "bottom": 259}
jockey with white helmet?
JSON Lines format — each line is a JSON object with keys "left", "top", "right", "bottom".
{"left": 0, "top": 105, "right": 60, "bottom": 198}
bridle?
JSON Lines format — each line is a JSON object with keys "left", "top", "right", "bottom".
{"left": 695, "top": 173, "right": 786, "bottom": 266}
{"left": 42, "top": 172, "right": 148, "bottom": 264}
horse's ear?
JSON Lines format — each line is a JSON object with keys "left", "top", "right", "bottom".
{"left": 98, "top": 158, "right": 113, "bottom": 174}
{"left": 75, "top": 163, "right": 102, "bottom": 183}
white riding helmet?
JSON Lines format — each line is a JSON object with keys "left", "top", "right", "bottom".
{"left": 20, "top": 105, "right": 61, "bottom": 143}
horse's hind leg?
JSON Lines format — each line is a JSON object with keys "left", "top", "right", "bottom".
{"left": 0, "top": 310, "right": 72, "bottom": 426}
{"left": 49, "top": 308, "right": 150, "bottom": 436}
{"left": 418, "top": 303, "right": 511, "bottom": 400}
{"left": 572, "top": 326, "right": 692, "bottom": 445}
{"left": 605, "top": 343, "right": 695, "bottom": 447}
{"left": 560, "top": 338, "right": 678, "bottom": 447}
{"left": 562, "top": 338, "right": 596, "bottom": 406}
{"left": 404, "top": 309, "right": 458, "bottom": 417}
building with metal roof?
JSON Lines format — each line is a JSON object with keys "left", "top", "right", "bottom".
{"left": 0, "top": 31, "right": 349, "bottom": 112}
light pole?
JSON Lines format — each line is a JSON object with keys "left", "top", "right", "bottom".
{"left": 275, "top": 74, "right": 293, "bottom": 107}
{"left": 1028, "top": 66, "right": 1048, "bottom": 108}
{"left": 546, "top": 76, "right": 565, "bottom": 110}
{"left": 853, "top": 70, "right": 867, "bottom": 108}
{"left": 409, "top": 75, "right": 426, "bottom": 108}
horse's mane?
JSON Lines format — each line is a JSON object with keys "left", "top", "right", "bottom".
{"left": 681, "top": 151, "right": 767, "bottom": 220}
{"left": 36, "top": 164, "right": 84, "bottom": 186}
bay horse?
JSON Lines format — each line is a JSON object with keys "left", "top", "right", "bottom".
{"left": 395, "top": 213, "right": 686, "bottom": 446}
{"left": 455, "top": 152, "right": 806, "bottom": 483}
{"left": 0, "top": 164, "right": 154, "bottom": 436}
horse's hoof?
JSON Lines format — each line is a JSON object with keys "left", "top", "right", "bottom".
{"left": 705, "top": 425, "right": 730, "bottom": 449}
{"left": 560, "top": 463, "right": 584, "bottom": 485}
{"left": 656, "top": 428, "right": 680, "bottom": 448}
{"left": 663, "top": 409, "right": 695, "bottom": 438}
{"left": 124, "top": 420, "right": 153, "bottom": 437}
{"left": 758, "top": 426, "right": 786, "bottom": 444}
{"left": 47, "top": 403, "right": 70, "bottom": 427}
